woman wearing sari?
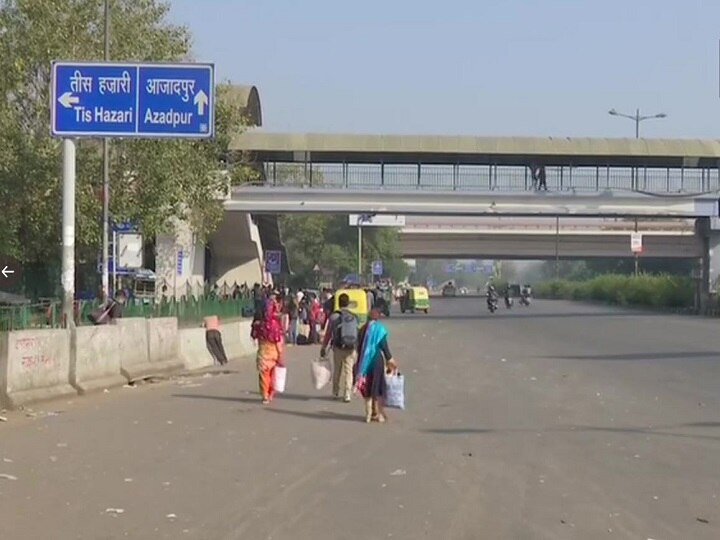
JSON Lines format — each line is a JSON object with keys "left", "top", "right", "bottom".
{"left": 354, "top": 299, "right": 397, "bottom": 423}
{"left": 251, "top": 291, "right": 285, "bottom": 404}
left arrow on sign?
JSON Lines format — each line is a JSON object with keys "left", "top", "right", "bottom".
{"left": 58, "top": 92, "right": 80, "bottom": 108}
{"left": 193, "top": 90, "right": 208, "bottom": 115}
{"left": 1, "top": 266, "right": 14, "bottom": 278}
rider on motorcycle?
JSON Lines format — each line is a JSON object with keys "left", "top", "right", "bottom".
{"left": 520, "top": 285, "right": 532, "bottom": 306}
{"left": 486, "top": 284, "right": 498, "bottom": 309}
{"left": 503, "top": 285, "right": 513, "bottom": 308}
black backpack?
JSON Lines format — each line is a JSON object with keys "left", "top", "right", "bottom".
{"left": 334, "top": 309, "right": 358, "bottom": 349}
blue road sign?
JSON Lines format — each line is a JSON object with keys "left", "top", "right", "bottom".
{"left": 444, "top": 263, "right": 455, "bottom": 274}
{"left": 51, "top": 61, "right": 214, "bottom": 138}
{"left": 265, "top": 250, "right": 282, "bottom": 274}
{"left": 176, "top": 250, "right": 184, "bottom": 276}
{"left": 112, "top": 220, "right": 137, "bottom": 233}
{"left": 371, "top": 260, "right": 383, "bottom": 276}
{"left": 469, "top": 261, "right": 479, "bottom": 273}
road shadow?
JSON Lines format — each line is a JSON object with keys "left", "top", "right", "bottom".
{"left": 263, "top": 408, "right": 365, "bottom": 423}
{"left": 546, "top": 351, "right": 720, "bottom": 361}
{"left": 172, "top": 392, "right": 336, "bottom": 404}
{"left": 422, "top": 421, "right": 720, "bottom": 442}
{"left": 390, "top": 311, "right": 664, "bottom": 321}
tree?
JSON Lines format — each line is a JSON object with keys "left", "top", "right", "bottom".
{"left": 0, "top": 0, "right": 252, "bottom": 295}
{"left": 279, "top": 212, "right": 409, "bottom": 285}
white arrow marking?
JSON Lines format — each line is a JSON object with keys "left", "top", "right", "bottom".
{"left": 193, "top": 90, "right": 208, "bottom": 115}
{"left": 58, "top": 92, "right": 80, "bottom": 109}
{"left": 1, "top": 266, "right": 14, "bottom": 278}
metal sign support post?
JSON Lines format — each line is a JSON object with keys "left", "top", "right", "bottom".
{"left": 634, "top": 218, "right": 639, "bottom": 276}
{"left": 61, "top": 139, "right": 76, "bottom": 328}
{"left": 357, "top": 220, "right": 363, "bottom": 278}
{"left": 112, "top": 229, "right": 118, "bottom": 295}
{"left": 101, "top": 0, "right": 111, "bottom": 300}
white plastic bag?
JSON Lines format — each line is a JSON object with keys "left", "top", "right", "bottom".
{"left": 311, "top": 357, "right": 332, "bottom": 390}
{"left": 385, "top": 371, "right": 405, "bottom": 410}
{"left": 273, "top": 366, "right": 287, "bottom": 393}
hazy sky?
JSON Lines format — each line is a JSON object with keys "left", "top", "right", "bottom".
{"left": 168, "top": 0, "right": 720, "bottom": 138}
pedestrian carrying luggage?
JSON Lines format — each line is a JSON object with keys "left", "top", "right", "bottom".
{"left": 311, "top": 357, "right": 332, "bottom": 390}
{"left": 384, "top": 371, "right": 405, "bottom": 410}
{"left": 273, "top": 366, "right": 287, "bottom": 393}
{"left": 334, "top": 309, "right": 358, "bottom": 349}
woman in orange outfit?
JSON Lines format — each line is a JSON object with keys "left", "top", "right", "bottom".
{"left": 251, "top": 291, "right": 285, "bottom": 404}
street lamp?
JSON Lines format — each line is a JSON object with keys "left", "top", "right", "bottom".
{"left": 356, "top": 214, "right": 373, "bottom": 280}
{"left": 608, "top": 107, "right": 667, "bottom": 184}
{"left": 608, "top": 108, "right": 666, "bottom": 276}
{"left": 608, "top": 108, "right": 667, "bottom": 139}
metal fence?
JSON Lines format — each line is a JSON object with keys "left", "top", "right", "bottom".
{"left": 265, "top": 162, "right": 720, "bottom": 194}
{"left": 0, "top": 294, "right": 254, "bottom": 332}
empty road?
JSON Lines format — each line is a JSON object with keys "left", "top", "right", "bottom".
{"left": 2, "top": 299, "right": 720, "bottom": 539}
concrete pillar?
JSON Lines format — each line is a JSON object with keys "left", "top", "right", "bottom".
{"left": 155, "top": 219, "right": 206, "bottom": 299}
{"left": 208, "top": 212, "right": 264, "bottom": 288}
{"left": 695, "top": 217, "right": 720, "bottom": 313}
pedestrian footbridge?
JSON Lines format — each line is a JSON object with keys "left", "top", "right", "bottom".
{"left": 398, "top": 217, "right": 701, "bottom": 259}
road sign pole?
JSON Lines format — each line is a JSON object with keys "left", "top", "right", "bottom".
{"left": 101, "top": 0, "right": 111, "bottom": 301}
{"left": 61, "top": 139, "right": 76, "bottom": 329}
{"left": 634, "top": 219, "right": 639, "bottom": 276}
{"left": 357, "top": 222, "right": 363, "bottom": 279}
{"left": 112, "top": 229, "right": 118, "bottom": 296}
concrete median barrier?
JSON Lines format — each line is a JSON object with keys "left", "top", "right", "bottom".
{"left": 70, "top": 325, "right": 127, "bottom": 394}
{"left": 0, "top": 329, "right": 77, "bottom": 409}
{"left": 179, "top": 319, "right": 256, "bottom": 371}
{"left": 222, "top": 320, "right": 256, "bottom": 361}
{"left": 119, "top": 318, "right": 184, "bottom": 381}
{"left": 178, "top": 327, "right": 214, "bottom": 370}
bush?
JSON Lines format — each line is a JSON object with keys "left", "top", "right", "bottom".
{"left": 534, "top": 274, "right": 693, "bottom": 309}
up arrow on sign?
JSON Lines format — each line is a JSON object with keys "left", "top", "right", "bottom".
{"left": 194, "top": 90, "right": 208, "bottom": 115}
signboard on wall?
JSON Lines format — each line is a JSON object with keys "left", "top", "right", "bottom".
{"left": 349, "top": 214, "right": 406, "bottom": 227}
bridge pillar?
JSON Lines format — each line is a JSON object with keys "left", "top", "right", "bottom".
{"left": 155, "top": 218, "right": 207, "bottom": 299}
{"left": 209, "top": 212, "right": 265, "bottom": 289}
{"left": 695, "top": 217, "right": 720, "bottom": 313}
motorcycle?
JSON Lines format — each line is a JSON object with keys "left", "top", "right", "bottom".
{"left": 504, "top": 295, "right": 513, "bottom": 309}
{"left": 520, "top": 294, "right": 531, "bottom": 307}
{"left": 487, "top": 294, "right": 498, "bottom": 313}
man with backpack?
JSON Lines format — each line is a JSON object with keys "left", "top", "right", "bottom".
{"left": 320, "top": 293, "right": 359, "bottom": 403}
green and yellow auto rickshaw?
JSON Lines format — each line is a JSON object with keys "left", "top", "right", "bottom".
{"left": 399, "top": 286, "right": 430, "bottom": 314}
{"left": 332, "top": 287, "right": 369, "bottom": 324}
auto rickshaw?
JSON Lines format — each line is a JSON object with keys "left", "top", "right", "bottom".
{"left": 332, "top": 287, "right": 368, "bottom": 323}
{"left": 399, "top": 286, "right": 430, "bottom": 314}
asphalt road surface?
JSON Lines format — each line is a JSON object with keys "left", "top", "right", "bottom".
{"left": 2, "top": 299, "right": 720, "bottom": 540}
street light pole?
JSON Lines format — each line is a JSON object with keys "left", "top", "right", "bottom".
{"left": 101, "top": 0, "right": 111, "bottom": 300}
{"left": 608, "top": 107, "right": 666, "bottom": 139}
{"left": 608, "top": 107, "right": 666, "bottom": 189}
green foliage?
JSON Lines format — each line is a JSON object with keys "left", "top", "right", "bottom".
{"left": 538, "top": 258, "right": 694, "bottom": 280}
{"left": 534, "top": 274, "right": 694, "bottom": 309}
{"left": 0, "top": 0, "right": 252, "bottom": 270}
{"left": 279, "top": 213, "right": 409, "bottom": 286}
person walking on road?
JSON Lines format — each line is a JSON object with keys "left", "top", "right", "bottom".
{"left": 251, "top": 291, "right": 285, "bottom": 405}
{"left": 285, "top": 292, "right": 300, "bottom": 346}
{"left": 320, "top": 293, "right": 359, "bottom": 403}
{"left": 536, "top": 165, "right": 547, "bottom": 191}
{"left": 354, "top": 298, "right": 397, "bottom": 423}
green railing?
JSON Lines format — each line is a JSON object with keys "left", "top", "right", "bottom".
{"left": 0, "top": 295, "right": 254, "bottom": 332}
